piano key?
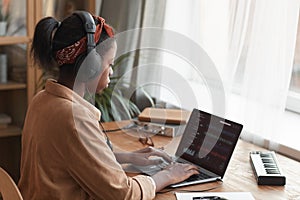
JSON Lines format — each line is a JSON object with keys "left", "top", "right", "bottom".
{"left": 263, "top": 164, "right": 278, "bottom": 168}
{"left": 265, "top": 169, "right": 280, "bottom": 174}
{"left": 262, "top": 158, "right": 275, "bottom": 163}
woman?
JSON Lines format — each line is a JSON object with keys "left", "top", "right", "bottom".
{"left": 18, "top": 11, "right": 198, "bottom": 200}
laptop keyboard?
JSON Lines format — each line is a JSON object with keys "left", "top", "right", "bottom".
{"left": 169, "top": 170, "right": 216, "bottom": 188}
{"left": 134, "top": 157, "right": 214, "bottom": 183}
{"left": 185, "top": 171, "right": 212, "bottom": 182}
{"left": 159, "top": 157, "right": 214, "bottom": 182}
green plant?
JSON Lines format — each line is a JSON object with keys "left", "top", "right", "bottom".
{"left": 93, "top": 78, "right": 142, "bottom": 122}
{"left": 0, "top": 1, "right": 9, "bottom": 22}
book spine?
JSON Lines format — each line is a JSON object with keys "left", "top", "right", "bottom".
{"left": 0, "top": 54, "right": 7, "bottom": 83}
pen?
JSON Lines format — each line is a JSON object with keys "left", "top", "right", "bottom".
{"left": 193, "top": 196, "right": 225, "bottom": 200}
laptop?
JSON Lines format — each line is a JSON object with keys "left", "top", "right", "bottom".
{"left": 133, "top": 108, "right": 243, "bottom": 188}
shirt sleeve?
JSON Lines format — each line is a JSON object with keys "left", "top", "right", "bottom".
{"left": 147, "top": 176, "right": 156, "bottom": 192}
{"left": 57, "top": 107, "right": 156, "bottom": 200}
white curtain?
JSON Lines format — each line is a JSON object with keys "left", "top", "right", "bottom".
{"left": 228, "top": 0, "right": 299, "bottom": 149}
{"left": 160, "top": 0, "right": 299, "bottom": 149}
{"left": 98, "top": 0, "right": 167, "bottom": 112}
{"left": 136, "top": 0, "right": 167, "bottom": 105}
{"left": 6, "top": 0, "right": 26, "bottom": 36}
{"left": 158, "top": 0, "right": 230, "bottom": 113}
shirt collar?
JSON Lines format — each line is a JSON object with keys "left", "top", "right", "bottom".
{"left": 45, "top": 79, "right": 101, "bottom": 121}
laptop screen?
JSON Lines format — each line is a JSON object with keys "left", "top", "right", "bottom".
{"left": 175, "top": 109, "right": 243, "bottom": 177}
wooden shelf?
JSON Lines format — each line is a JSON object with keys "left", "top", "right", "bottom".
{"left": 0, "top": 0, "right": 35, "bottom": 184}
{"left": 0, "top": 36, "right": 31, "bottom": 45}
{"left": 0, "top": 125, "right": 22, "bottom": 138}
{"left": 0, "top": 81, "right": 26, "bottom": 91}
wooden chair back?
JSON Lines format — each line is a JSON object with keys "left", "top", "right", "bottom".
{"left": 0, "top": 167, "right": 23, "bottom": 200}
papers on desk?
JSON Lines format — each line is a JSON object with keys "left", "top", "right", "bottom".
{"left": 175, "top": 192, "right": 255, "bottom": 200}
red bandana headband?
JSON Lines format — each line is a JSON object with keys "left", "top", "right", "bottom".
{"left": 55, "top": 16, "right": 114, "bottom": 66}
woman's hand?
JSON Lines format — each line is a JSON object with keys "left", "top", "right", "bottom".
{"left": 131, "top": 147, "right": 173, "bottom": 166}
{"left": 151, "top": 162, "right": 199, "bottom": 192}
{"left": 114, "top": 147, "right": 173, "bottom": 166}
{"left": 114, "top": 147, "right": 199, "bottom": 192}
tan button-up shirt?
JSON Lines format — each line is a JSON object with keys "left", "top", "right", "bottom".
{"left": 18, "top": 80, "right": 155, "bottom": 200}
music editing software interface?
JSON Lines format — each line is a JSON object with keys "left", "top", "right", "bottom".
{"left": 176, "top": 110, "right": 241, "bottom": 176}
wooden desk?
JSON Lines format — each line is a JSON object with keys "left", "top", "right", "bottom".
{"left": 102, "top": 121, "right": 300, "bottom": 200}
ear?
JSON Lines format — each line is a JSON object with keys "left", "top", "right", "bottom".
{"left": 76, "top": 49, "right": 102, "bottom": 82}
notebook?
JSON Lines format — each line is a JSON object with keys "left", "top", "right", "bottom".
{"left": 138, "top": 107, "right": 191, "bottom": 124}
{"left": 134, "top": 108, "right": 243, "bottom": 188}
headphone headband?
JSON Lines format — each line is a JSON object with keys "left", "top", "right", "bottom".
{"left": 73, "top": 11, "right": 96, "bottom": 53}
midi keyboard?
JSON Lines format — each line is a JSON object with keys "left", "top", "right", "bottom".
{"left": 249, "top": 151, "right": 286, "bottom": 186}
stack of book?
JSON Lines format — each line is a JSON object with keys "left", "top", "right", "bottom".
{"left": 137, "top": 108, "right": 191, "bottom": 137}
{"left": 9, "top": 65, "right": 26, "bottom": 83}
{"left": 0, "top": 113, "right": 12, "bottom": 129}
{"left": 0, "top": 54, "right": 7, "bottom": 83}
{"left": 6, "top": 45, "right": 27, "bottom": 83}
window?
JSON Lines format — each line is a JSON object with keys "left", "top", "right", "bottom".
{"left": 287, "top": 11, "right": 300, "bottom": 114}
{"left": 158, "top": 1, "right": 300, "bottom": 161}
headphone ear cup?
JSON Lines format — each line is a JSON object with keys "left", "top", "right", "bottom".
{"left": 75, "top": 49, "right": 102, "bottom": 82}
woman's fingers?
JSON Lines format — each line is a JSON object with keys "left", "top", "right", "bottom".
{"left": 132, "top": 146, "right": 174, "bottom": 165}
{"left": 133, "top": 147, "right": 152, "bottom": 153}
{"left": 183, "top": 163, "right": 199, "bottom": 171}
{"left": 165, "top": 163, "right": 199, "bottom": 174}
{"left": 148, "top": 147, "right": 173, "bottom": 163}
{"left": 146, "top": 157, "right": 166, "bottom": 165}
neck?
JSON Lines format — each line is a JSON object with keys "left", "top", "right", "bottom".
{"left": 58, "top": 78, "right": 85, "bottom": 97}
